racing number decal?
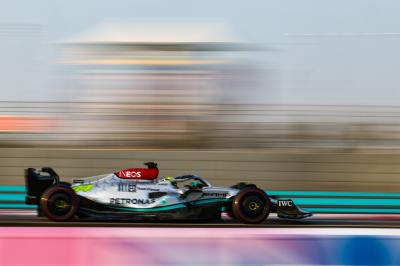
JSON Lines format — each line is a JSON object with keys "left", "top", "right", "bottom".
{"left": 118, "top": 183, "right": 136, "bottom": 192}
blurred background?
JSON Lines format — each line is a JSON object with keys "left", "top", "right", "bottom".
{"left": 1, "top": 0, "right": 400, "bottom": 193}
{"left": 3, "top": 2, "right": 400, "bottom": 265}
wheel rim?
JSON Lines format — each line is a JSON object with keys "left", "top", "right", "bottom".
{"left": 241, "top": 195, "right": 265, "bottom": 217}
{"left": 47, "top": 192, "right": 73, "bottom": 217}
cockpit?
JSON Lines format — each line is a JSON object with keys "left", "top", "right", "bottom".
{"left": 162, "top": 175, "right": 211, "bottom": 190}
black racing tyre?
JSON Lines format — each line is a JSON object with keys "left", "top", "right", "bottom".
{"left": 40, "top": 185, "right": 79, "bottom": 222}
{"left": 232, "top": 187, "right": 271, "bottom": 224}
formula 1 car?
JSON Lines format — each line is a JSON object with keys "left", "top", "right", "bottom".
{"left": 25, "top": 162, "right": 311, "bottom": 224}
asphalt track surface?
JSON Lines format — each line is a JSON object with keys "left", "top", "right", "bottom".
{"left": 2, "top": 210, "right": 400, "bottom": 227}
{"left": 3, "top": 226, "right": 399, "bottom": 265}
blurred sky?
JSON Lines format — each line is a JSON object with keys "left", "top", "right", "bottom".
{"left": 1, "top": 0, "right": 400, "bottom": 104}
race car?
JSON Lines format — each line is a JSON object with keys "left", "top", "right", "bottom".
{"left": 24, "top": 162, "right": 311, "bottom": 224}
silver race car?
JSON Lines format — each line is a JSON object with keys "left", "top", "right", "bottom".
{"left": 25, "top": 162, "right": 311, "bottom": 224}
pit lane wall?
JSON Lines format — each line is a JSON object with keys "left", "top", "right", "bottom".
{"left": 2, "top": 148, "right": 400, "bottom": 213}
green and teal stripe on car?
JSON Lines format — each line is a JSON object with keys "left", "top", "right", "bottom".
{"left": 111, "top": 203, "right": 188, "bottom": 212}
{"left": 4, "top": 186, "right": 400, "bottom": 213}
{"left": 110, "top": 198, "right": 230, "bottom": 213}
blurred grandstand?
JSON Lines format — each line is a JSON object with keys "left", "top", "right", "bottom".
{"left": 1, "top": 22, "right": 263, "bottom": 148}
{"left": 3, "top": 102, "right": 400, "bottom": 151}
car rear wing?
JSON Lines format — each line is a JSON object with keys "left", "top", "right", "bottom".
{"left": 25, "top": 167, "right": 60, "bottom": 205}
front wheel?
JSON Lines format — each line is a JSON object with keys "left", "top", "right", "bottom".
{"left": 40, "top": 185, "right": 79, "bottom": 222}
{"left": 232, "top": 187, "right": 270, "bottom": 224}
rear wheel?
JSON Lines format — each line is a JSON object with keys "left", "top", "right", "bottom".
{"left": 40, "top": 185, "right": 78, "bottom": 221}
{"left": 232, "top": 187, "right": 270, "bottom": 224}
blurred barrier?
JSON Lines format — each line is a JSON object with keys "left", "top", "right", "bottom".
{"left": 0, "top": 186, "right": 30, "bottom": 209}
{"left": 1, "top": 148, "right": 400, "bottom": 192}
{"left": 3, "top": 144, "right": 400, "bottom": 213}
{"left": 5, "top": 185, "right": 400, "bottom": 213}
